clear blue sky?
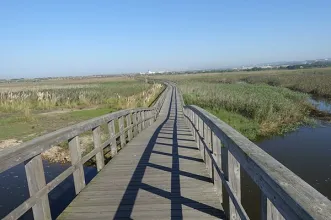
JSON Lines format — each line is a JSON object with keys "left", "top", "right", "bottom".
{"left": 1, "top": 0, "right": 331, "bottom": 78}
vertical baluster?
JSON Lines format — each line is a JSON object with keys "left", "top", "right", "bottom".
{"left": 207, "top": 126, "right": 213, "bottom": 178}
{"left": 228, "top": 151, "right": 241, "bottom": 220}
{"left": 197, "top": 117, "right": 201, "bottom": 150}
{"left": 108, "top": 120, "right": 117, "bottom": 156}
{"left": 25, "top": 155, "right": 51, "bottom": 220}
{"left": 192, "top": 111, "right": 196, "bottom": 140}
{"left": 119, "top": 116, "right": 125, "bottom": 148}
{"left": 133, "top": 112, "right": 138, "bottom": 137}
{"left": 212, "top": 133, "right": 223, "bottom": 203}
{"left": 149, "top": 110, "right": 153, "bottom": 126}
{"left": 137, "top": 111, "right": 142, "bottom": 133}
{"left": 93, "top": 126, "right": 104, "bottom": 171}
{"left": 200, "top": 119, "right": 205, "bottom": 159}
{"left": 126, "top": 114, "right": 133, "bottom": 141}
{"left": 203, "top": 122, "right": 208, "bottom": 162}
{"left": 141, "top": 111, "right": 145, "bottom": 130}
{"left": 69, "top": 136, "right": 85, "bottom": 194}
{"left": 261, "top": 194, "right": 285, "bottom": 220}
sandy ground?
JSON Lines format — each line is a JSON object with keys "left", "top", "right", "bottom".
{"left": 0, "top": 135, "right": 97, "bottom": 163}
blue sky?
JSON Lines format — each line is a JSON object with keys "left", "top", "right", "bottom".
{"left": 1, "top": 0, "right": 331, "bottom": 78}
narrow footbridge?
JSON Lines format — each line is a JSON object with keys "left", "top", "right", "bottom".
{"left": 1, "top": 82, "right": 331, "bottom": 220}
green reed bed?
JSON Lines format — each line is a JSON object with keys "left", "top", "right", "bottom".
{"left": 180, "top": 82, "right": 310, "bottom": 140}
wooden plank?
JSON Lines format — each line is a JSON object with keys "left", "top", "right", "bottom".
{"left": 69, "top": 136, "right": 86, "bottom": 194}
{"left": 137, "top": 111, "right": 142, "bottom": 133}
{"left": 206, "top": 126, "right": 212, "bottom": 178}
{"left": 108, "top": 120, "right": 117, "bottom": 156}
{"left": 261, "top": 193, "right": 268, "bottom": 220}
{"left": 133, "top": 112, "right": 138, "bottom": 137}
{"left": 93, "top": 126, "right": 104, "bottom": 171}
{"left": 141, "top": 111, "right": 145, "bottom": 130}
{"left": 119, "top": 116, "right": 125, "bottom": 148}
{"left": 267, "top": 198, "right": 285, "bottom": 220}
{"left": 213, "top": 132, "right": 223, "bottom": 203}
{"left": 25, "top": 155, "right": 51, "bottom": 220}
{"left": 228, "top": 151, "right": 241, "bottom": 220}
{"left": 126, "top": 114, "right": 133, "bottom": 141}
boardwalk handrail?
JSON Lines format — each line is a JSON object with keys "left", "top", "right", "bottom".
{"left": 182, "top": 103, "right": 331, "bottom": 219}
{"left": 0, "top": 82, "right": 171, "bottom": 220}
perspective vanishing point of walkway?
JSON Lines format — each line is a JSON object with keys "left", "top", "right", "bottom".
{"left": 58, "top": 87, "right": 225, "bottom": 219}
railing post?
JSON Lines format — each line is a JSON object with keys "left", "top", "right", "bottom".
{"left": 192, "top": 111, "right": 196, "bottom": 140}
{"left": 206, "top": 126, "right": 213, "bottom": 178}
{"left": 133, "top": 112, "right": 138, "bottom": 137}
{"left": 261, "top": 194, "right": 285, "bottom": 220}
{"left": 141, "top": 111, "right": 145, "bottom": 130}
{"left": 197, "top": 117, "right": 202, "bottom": 150}
{"left": 25, "top": 155, "right": 51, "bottom": 220}
{"left": 203, "top": 122, "right": 208, "bottom": 162}
{"left": 126, "top": 114, "right": 133, "bottom": 141}
{"left": 69, "top": 136, "right": 85, "bottom": 194}
{"left": 149, "top": 110, "right": 153, "bottom": 126}
{"left": 137, "top": 111, "right": 142, "bottom": 133}
{"left": 93, "top": 126, "right": 104, "bottom": 171}
{"left": 212, "top": 133, "right": 223, "bottom": 203}
{"left": 119, "top": 116, "right": 125, "bottom": 148}
{"left": 108, "top": 120, "right": 117, "bottom": 156}
{"left": 228, "top": 150, "right": 241, "bottom": 220}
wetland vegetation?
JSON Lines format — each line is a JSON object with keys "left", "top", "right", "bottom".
{"left": 152, "top": 67, "right": 331, "bottom": 140}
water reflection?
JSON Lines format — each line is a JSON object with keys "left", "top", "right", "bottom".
{"left": 242, "top": 121, "right": 331, "bottom": 219}
{"left": 309, "top": 97, "right": 331, "bottom": 113}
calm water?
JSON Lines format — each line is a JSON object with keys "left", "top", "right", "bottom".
{"left": 0, "top": 160, "right": 97, "bottom": 219}
{"left": 242, "top": 121, "right": 331, "bottom": 219}
{"left": 310, "top": 97, "right": 331, "bottom": 113}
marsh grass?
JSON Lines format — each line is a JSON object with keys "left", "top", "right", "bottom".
{"left": 180, "top": 82, "right": 310, "bottom": 140}
{"left": 0, "top": 80, "right": 163, "bottom": 141}
{"left": 0, "top": 81, "right": 162, "bottom": 113}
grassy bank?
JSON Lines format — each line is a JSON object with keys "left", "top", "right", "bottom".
{"left": 0, "top": 79, "right": 163, "bottom": 141}
{"left": 181, "top": 82, "right": 310, "bottom": 140}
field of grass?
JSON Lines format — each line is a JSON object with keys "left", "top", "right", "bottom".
{"left": 242, "top": 68, "right": 331, "bottom": 98}
{"left": 0, "top": 77, "right": 163, "bottom": 141}
{"left": 181, "top": 82, "right": 310, "bottom": 140}
{"left": 155, "top": 67, "right": 331, "bottom": 98}
{"left": 150, "top": 68, "right": 331, "bottom": 140}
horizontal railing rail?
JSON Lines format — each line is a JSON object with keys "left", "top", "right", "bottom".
{"left": 182, "top": 103, "right": 331, "bottom": 220}
{"left": 0, "top": 82, "right": 171, "bottom": 220}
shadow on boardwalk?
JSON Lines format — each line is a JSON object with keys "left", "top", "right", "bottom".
{"left": 114, "top": 88, "right": 225, "bottom": 219}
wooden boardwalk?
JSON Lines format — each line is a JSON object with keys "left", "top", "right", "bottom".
{"left": 58, "top": 87, "right": 225, "bottom": 219}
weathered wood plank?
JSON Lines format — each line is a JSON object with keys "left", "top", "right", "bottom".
{"left": 69, "top": 136, "right": 86, "bottom": 194}
{"left": 25, "top": 155, "right": 51, "bottom": 220}
{"left": 108, "top": 120, "right": 117, "bottom": 156}
{"left": 212, "top": 132, "right": 223, "bottom": 203}
{"left": 228, "top": 151, "right": 241, "bottom": 220}
{"left": 93, "top": 126, "right": 104, "bottom": 171}
{"left": 137, "top": 111, "right": 142, "bottom": 133}
{"left": 119, "top": 116, "right": 125, "bottom": 148}
{"left": 133, "top": 112, "right": 138, "bottom": 137}
{"left": 126, "top": 114, "right": 133, "bottom": 141}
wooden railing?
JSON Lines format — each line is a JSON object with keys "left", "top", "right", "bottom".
{"left": 0, "top": 83, "right": 171, "bottom": 220}
{"left": 183, "top": 103, "right": 331, "bottom": 219}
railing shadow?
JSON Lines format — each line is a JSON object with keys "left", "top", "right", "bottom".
{"left": 114, "top": 88, "right": 225, "bottom": 219}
